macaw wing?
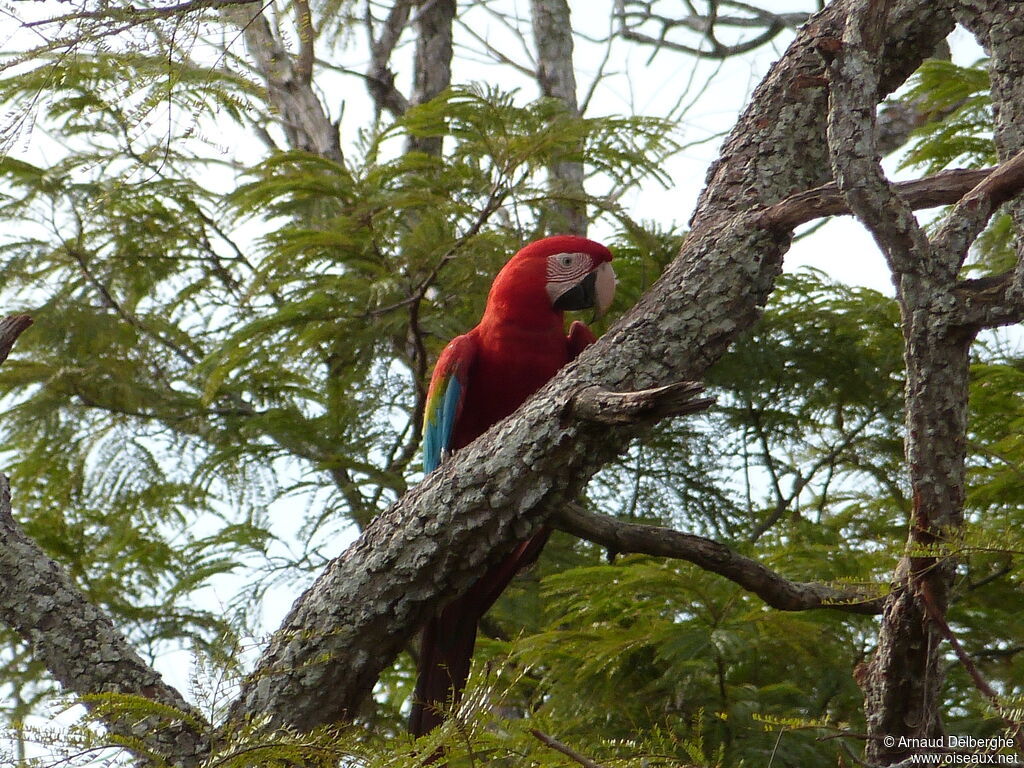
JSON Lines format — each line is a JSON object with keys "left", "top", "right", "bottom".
{"left": 422, "top": 333, "right": 477, "bottom": 473}
{"left": 566, "top": 319, "right": 597, "bottom": 360}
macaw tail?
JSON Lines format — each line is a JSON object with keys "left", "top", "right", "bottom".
{"left": 408, "top": 527, "right": 552, "bottom": 736}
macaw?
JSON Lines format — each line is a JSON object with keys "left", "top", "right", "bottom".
{"left": 409, "top": 234, "right": 616, "bottom": 736}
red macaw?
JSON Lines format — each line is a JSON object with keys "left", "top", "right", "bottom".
{"left": 409, "top": 234, "right": 616, "bottom": 736}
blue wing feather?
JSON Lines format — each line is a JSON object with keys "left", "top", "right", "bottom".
{"left": 422, "top": 334, "right": 475, "bottom": 474}
{"left": 424, "top": 375, "right": 462, "bottom": 472}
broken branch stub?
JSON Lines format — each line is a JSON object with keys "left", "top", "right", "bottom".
{"left": 570, "top": 380, "right": 714, "bottom": 425}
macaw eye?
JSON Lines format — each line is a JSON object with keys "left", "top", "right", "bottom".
{"left": 547, "top": 251, "right": 590, "bottom": 284}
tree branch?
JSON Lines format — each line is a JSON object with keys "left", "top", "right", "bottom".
{"left": 956, "top": 3, "right": 1024, "bottom": 305}
{"left": 952, "top": 271, "right": 1024, "bottom": 329}
{"left": 613, "top": 0, "right": 806, "bottom": 60}
{"left": 820, "top": 6, "right": 936, "bottom": 281}
{"left": 531, "top": 729, "right": 610, "bottom": 768}
{"left": 932, "top": 149, "right": 1024, "bottom": 270}
{"left": 921, "top": 587, "right": 1024, "bottom": 753}
{"left": 570, "top": 380, "right": 715, "bottom": 424}
{"left": 23, "top": 0, "right": 262, "bottom": 28}
{"left": 0, "top": 477, "right": 211, "bottom": 768}
{"left": 221, "top": 2, "right": 342, "bottom": 162}
{"left": 294, "top": 0, "right": 316, "bottom": 85}
{"left": 759, "top": 167, "right": 995, "bottom": 230}
{"left": 553, "top": 503, "right": 884, "bottom": 614}
{"left": 0, "top": 314, "right": 32, "bottom": 366}
{"left": 0, "top": 314, "right": 209, "bottom": 766}
{"left": 366, "top": 0, "right": 413, "bottom": 117}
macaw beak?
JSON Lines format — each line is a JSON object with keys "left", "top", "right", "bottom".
{"left": 552, "top": 261, "right": 617, "bottom": 315}
{"left": 593, "top": 260, "right": 616, "bottom": 316}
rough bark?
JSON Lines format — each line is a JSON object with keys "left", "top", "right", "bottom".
{"left": 820, "top": 2, "right": 1024, "bottom": 763}
{"left": 408, "top": 0, "right": 456, "bottom": 156}
{"left": 0, "top": 318, "right": 209, "bottom": 768}
{"left": 531, "top": 0, "right": 587, "bottom": 235}
{"left": 0, "top": 478, "right": 211, "bottom": 768}
{"left": 0, "top": 315, "right": 32, "bottom": 365}
{"left": 222, "top": 2, "right": 343, "bottom": 162}
{"left": 956, "top": 2, "right": 1024, "bottom": 299}
{"left": 223, "top": 0, "right": 956, "bottom": 735}
{"left": 956, "top": 3, "right": 1024, "bottom": 166}
{"left": 555, "top": 504, "right": 884, "bottom": 614}
{"left": 760, "top": 166, "right": 994, "bottom": 229}
{"left": 825, "top": 4, "right": 957, "bottom": 756}
{"left": 692, "top": 0, "right": 953, "bottom": 224}
{"left": 6, "top": 3, "right": 1010, "bottom": 764}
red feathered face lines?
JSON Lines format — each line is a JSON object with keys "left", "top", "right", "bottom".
{"left": 546, "top": 251, "right": 617, "bottom": 316}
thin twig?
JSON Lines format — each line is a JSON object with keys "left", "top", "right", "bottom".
{"left": 24, "top": 0, "right": 262, "bottom": 28}
{"left": 530, "top": 729, "right": 607, "bottom": 768}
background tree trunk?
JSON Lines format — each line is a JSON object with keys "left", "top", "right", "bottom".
{"left": 531, "top": 0, "right": 587, "bottom": 235}
{"left": 409, "top": 0, "right": 456, "bottom": 155}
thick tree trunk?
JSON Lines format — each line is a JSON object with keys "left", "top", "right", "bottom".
{"left": 862, "top": 324, "right": 972, "bottom": 763}
{"left": 531, "top": 0, "right": 587, "bottom": 235}
{"left": 408, "top": 0, "right": 456, "bottom": 156}
{"left": 816, "top": 3, "right": 1024, "bottom": 762}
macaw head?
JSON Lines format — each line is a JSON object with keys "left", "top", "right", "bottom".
{"left": 485, "top": 235, "right": 616, "bottom": 323}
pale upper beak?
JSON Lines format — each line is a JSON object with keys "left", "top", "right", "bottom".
{"left": 593, "top": 261, "right": 616, "bottom": 317}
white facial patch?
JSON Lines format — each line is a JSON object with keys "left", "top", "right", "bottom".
{"left": 545, "top": 252, "right": 592, "bottom": 304}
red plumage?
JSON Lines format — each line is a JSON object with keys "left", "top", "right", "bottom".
{"left": 409, "top": 235, "right": 614, "bottom": 736}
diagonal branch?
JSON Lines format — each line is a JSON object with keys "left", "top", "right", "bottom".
{"left": 570, "top": 380, "right": 714, "bottom": 424}
{"left": 553, "top": 503, "right": 884, "bottom": 614}
{"left": 0, "top": 316, "right": 209, "bottom": 768}
{"left": 952, "top": 271, "right": 1024, "bottom": 330}
{"left": 931, "top": 149, "right": 1024, "bottom": 269}
{"left": 531, "top": 729, "right": 609, "bottom": 768}
{"left": 819, "top": 5, "right": 936, "bottom": 282}
{"left": 0, "top": 314, "right": 32, "bottom": 366}
{"left": 0, "top": 477, "right": 210, "bottom": 767}
{"left": 23, "top": 0, "right": 262, "bottom": 28}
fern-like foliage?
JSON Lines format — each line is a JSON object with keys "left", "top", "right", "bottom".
{"left": 894, "top": 58, "right": 1017, "bottom": 273}
{"left": 0, "top": 41, "right": 682, "bottom": 731}
{"left": 898, "top": 59, "right": 994, "bottom": 173}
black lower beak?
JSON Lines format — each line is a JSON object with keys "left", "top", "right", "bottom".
{"left": 553, "top": 271, "right": 597, "bottom": 311}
